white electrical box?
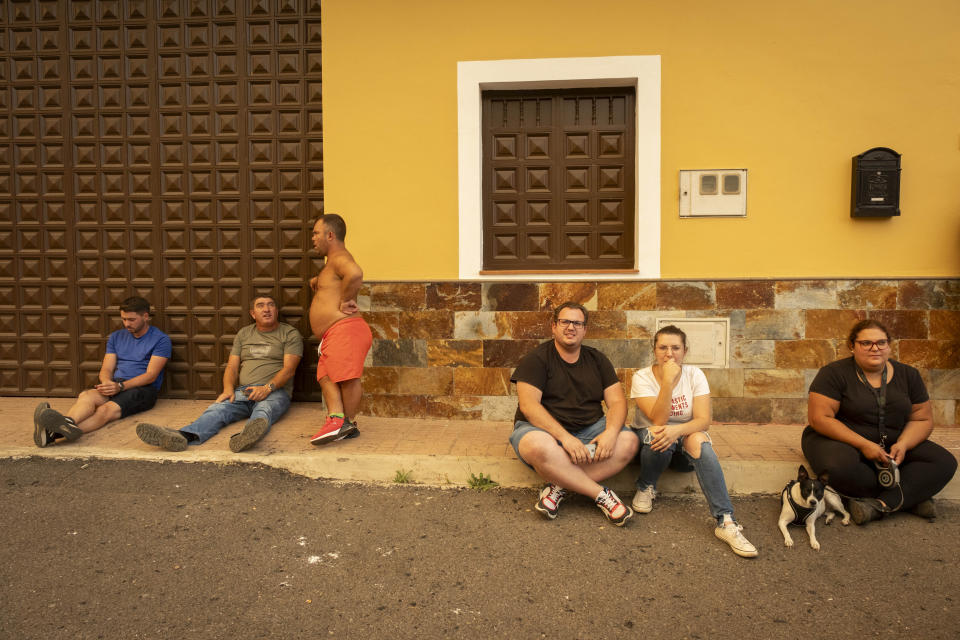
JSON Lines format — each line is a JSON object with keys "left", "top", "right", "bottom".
{"left": 656, "top": 317, "right": 729, "bottom": 368}
{"left": 679, "top": 169, "right": 747, "bottom": 217}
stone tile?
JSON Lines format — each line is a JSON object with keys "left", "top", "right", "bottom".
{"left": 775, "top": 340, "right": 836, "bottom": 369}
{"left": 363, "top": 311, "right": 400, "bottom": 339}
{"left": 395, "top": 366, "right": 454, "bottom": 395}
{"left": 371, "top": 339, "right": 427, "bottom": 367}
{"left": 656, "top": 281, "right": 715, "bottom": 310}
{"left": 453, "top": 311, "right": 509, "bottom": 339}
{"left": 425, "top": 395, "right": 482, "bottom": 420}
{"left": 933, "top": 400, "right": 957, "bottom": 426}
{"left": 683, "top": 309, "right": 745, "bottom": 342}
{"left": 930, "top": 310, "right": 960, "bottom": 341}
{"left": 483, "top": 339, "right": 540, "bottom": 368}
{"left": 361, "top": 394, "right": 427, "bottom": 418}
{"left": 427, "top": 340, "right": 483, "bottom": 367}
{"left": 730, "top": 339, "right": 775, "bottom": 369}
{"left": 703, "top": 368, "right": 744, "bottom": 397}
{"left": 774, "top": 280, "right": 837, "bottom": 309}
{"left": 868, "top": 310, "right": 928, "bottom": 340}
{"left": 539, "top": 283, "right": 598, "bottom": 311}
{"left": 625, "top": 310, "right": 687, "bottom": 341}
{"left": 837, "top": 280, "right": 898, "bottom": 310}
{"left": 499, "top": 311, "right": 552, "bottom": 339}
{"left": 583, "top": 310, "right": 627, "bottom": 339}
{"left": 426, "top": 283, "right": 481, "bottom": 310}
{"left": 597, "top": 282, "right": 656, "bottom": 310}
{"left": 902, "top": 338, "right": 960, "bottom": 374}
{"left": 454, "top": 367, "right": 513, "bottom": 396}
{"left": 362, "top": 367, "right": 400, "bottom": 394}
{"left": 356, "top": 283, "right": 371, "bottom": 311}
{"left": 712, "top": 397, "right": 773, "bottom": 423}
{"left": 804, "top": 309, "right": 865, "bottom": 340}
{"left": 399, "top": 310, "right": 454, "bottom": 339}
{"left": 582, "top": 338, "right": 648, "bottom": 368}
{"left": 743, "top": 369, "right": 806, "bottom": 398}
{"left": 772, "top": 398, "right": 807, "bottom": 424}
{"left": 617, "top": 368, "right": 640, "bottom": 395}
{"left": 482, "top": 283, "right": 539, "bottom": 311}
{"left": 898, "top": 280, "right": 960, "bottom": 310}
{"left": 931, "top": 369, "right": 960, "bottom": 399}
{"left": 482, "top": 395, "right": 518, "bottom": 421}
{"left": 741, "top": 309, "right": 802, "bottom": 340}
{"left": 716, "top": 281, "right": 775, "bottom": 309}
{"left": 369, "top": 283, "right": 426, "bottom": 311}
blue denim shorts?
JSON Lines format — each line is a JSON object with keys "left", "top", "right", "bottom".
{"left": 509, "top": 416, "right": 631, "bottom": 469}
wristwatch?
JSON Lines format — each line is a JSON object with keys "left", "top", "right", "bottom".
{"left": 117, "top": 381, "right": 125, "bottom": 391}
{"left": 266, "top": 382, "right": 275, "bottom": 392}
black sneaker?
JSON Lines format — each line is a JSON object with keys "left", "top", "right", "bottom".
{"left": 38, "top": 407, "right": 82, "bottom": 442}
{"left": 848, "top": 498, "right": 887, "bottom": 525}
{"left": 229, "top": 417, "right": 270, "bottom": 453}
{"left": 534, "top": 483, "right": 567, "bottom": 520}
{"left": 33, "top": 402, "right": 52, "bottom": 448}
{"left": 908, "top": 499, "right": 937, "bottom": 519}
{"left": 136, "top": 423, "right": 189, "bottom": 452}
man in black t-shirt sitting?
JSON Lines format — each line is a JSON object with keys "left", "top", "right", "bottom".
{"left": 509, "top": 301, "right": 639, "bottom": 526}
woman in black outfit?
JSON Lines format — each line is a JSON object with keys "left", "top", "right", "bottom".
{"left": 803, "top": 319, "right": 956, "bottom": 524}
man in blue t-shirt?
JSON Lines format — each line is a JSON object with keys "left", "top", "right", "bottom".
{"left": 33, "top": 296, "right": 172, "bottom": 447}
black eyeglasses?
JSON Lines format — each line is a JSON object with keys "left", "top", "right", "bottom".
{"left": 556, "top": 319, "right": 586, "bottom": 329}
{"left": 855, "top": 339, "right": 889, "bottom": 350}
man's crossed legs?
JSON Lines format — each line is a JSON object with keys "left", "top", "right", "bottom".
{"left": 510, "top": 418, "right": 639, "bottom": 525}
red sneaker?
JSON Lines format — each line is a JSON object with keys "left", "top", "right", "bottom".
{"left": 310, "top": 415, "right": 357, "bottom": 445}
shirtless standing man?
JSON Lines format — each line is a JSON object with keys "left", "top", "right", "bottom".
{"left": 307, "top": 213, "right": 373, "bottom": 444}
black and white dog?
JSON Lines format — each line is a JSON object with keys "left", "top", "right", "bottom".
{"left": 778, "top": 465, "right": 850, "bottom": 551}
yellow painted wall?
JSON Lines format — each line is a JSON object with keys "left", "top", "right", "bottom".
{"left": 322, "top": 0, "right": 960, "bottom": 280}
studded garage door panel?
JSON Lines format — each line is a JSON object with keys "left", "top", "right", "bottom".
{"left": 0, "top": 0, "right": 324, "bottom": 399}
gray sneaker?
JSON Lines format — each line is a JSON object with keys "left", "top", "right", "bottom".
{"left": 136, "top": 423, "right": 188, "bottom": 452}
{"left": 714, "top": 521, "right": 758, "bottom": 558}
{"left": 37, "top": 407, "right": 82, "bottom": 442}
{"left": 229, "top": 417, "right": 270, "bottom": 453}
{"left": 33, "top": 402, "right": 52, "bottom": 448}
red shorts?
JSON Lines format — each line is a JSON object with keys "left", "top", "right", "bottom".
{"left": 316, "top": 316, "right": 373, "bottom": 383}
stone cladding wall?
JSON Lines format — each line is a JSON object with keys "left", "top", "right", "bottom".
{"left": 354, "top": 280, "right": 959, "bottom": 425}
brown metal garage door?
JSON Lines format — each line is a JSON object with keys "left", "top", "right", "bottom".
{"left": 0, "top": 0, "right": 324, "bottom": 400}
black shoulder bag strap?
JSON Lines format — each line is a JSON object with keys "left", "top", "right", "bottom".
{"left": 855, "top": 363, "right": 888, "bottom": 449}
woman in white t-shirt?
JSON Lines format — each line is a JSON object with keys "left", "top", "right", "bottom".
{"left": 630, "top": 325, "right": 757, "bottom": 558}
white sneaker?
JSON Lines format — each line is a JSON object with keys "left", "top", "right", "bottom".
{"left": 714, "top": 521, "right": 758, "bottom": 558}
{"left": 631, "top": 486, "right": 656, "bottom": 513}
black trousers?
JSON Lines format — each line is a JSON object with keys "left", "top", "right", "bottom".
{"left": 801, "top": 426, "right": 957, "bottom": 510}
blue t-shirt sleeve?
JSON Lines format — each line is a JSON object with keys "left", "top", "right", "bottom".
{"left": 106, "top": 331, "right": 119, "bottom": 355}
{"left": 153, "top": 332, "right": 172, "bottom": 359}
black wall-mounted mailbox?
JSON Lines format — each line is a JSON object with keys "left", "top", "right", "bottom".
{"left": 852, "top": 147, "right": 901, "bottom": 217}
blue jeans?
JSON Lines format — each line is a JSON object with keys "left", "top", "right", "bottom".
{"left": 180, "top": 387, "right": 291, "bottom": 445}
{"left": 635, "top": 427, "right": 734, "bottom": 522}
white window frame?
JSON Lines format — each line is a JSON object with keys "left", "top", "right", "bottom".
{"left": 457, "top": 56, "right": 661, "bottom": 280}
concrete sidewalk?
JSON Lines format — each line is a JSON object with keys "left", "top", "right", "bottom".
{"left": 4, "top": 397, "right": 959, "bottom": 499}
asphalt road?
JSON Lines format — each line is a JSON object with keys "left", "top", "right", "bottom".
{"left": 2, "top": 458, "right": 958, "bottom": 639}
